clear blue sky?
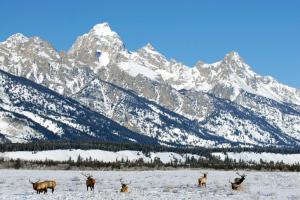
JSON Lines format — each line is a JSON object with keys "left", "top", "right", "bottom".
{"left": 0, "top": 0, "right": 299, "bottom": 88}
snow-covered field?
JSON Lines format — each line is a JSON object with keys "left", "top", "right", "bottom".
{"left": 2, "top": 150, "right": 300, "bottom": 165}
{"left": 0, "top": 149, "right": 202, "bottom": 164}
{"left": 0, "top": 169, "right": 299, "bottom": 199}
{"left": 213, "top": 152, "right": 300, "bottom": 165}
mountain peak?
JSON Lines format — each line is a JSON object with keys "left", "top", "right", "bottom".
{"left": 68, "top": 22, "right": 125, "bottom": 56}
{"left": 3, "top": 33, "right": 29, "bottom": 45}
{"left": 144, "top": 43, "right": 156, "bottom": 51}
{"left": 90, "top": 22, "right": 117, "bottom": 37}
{"left": 224, "top": 51, "right": 244, "bottom": 63}
{"left": 140, "top": 43, "right": 164, "bottom": 57}
{"left": 195, "top": 60, "right": 206, "bottom": 67}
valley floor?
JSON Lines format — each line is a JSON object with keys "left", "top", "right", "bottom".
{"left": 0, "top": 169, "right": 299, "bottom": 199}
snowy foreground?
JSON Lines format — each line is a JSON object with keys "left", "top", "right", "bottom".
{"left": 0, "top": 169, "right": 299, "bottom": 200}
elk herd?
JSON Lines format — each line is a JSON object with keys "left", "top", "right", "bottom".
{"left": 197, "top": 171, "right": 247, "bottom": 191}
{"left": 29, "top": 171, "right": 247, "bottom": 194}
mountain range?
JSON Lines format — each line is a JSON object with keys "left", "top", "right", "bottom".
{"left": 0, "top": 22, "right": 299, "bottom": 147}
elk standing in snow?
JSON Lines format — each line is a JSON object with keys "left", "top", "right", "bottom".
{"left": 229, "top": 172, "right": 246, "bottom": 190}
{"left": 29, "top": 179, "right": 56, "bottom": 194}
{"left": 198, "top": 172, "right": 208, "bottom": 187}
{"left": 120, "top": 179, "right": 131, "bottom": 193}
{"left": 81, "top": 173, "right": 96, "bottom": 191}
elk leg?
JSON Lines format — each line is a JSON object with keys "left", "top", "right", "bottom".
{"left": 232, "top": 185, "right": 238, "bottom": 190}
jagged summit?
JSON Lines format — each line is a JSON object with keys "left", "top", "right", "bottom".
{"left": 2, "top": 33, "right": 29, "bottom": 46}
{"left": 143, "top": 43, "right": 156, "bottom": 51}
{"left": 139, "top": 43, "right": 164, "bottom": 57}
{"left": 68, "top": 22, "right": 125, "bottom": 58}
{"left": 223, "top": 51, "right": 244, "bottom": 63}
{"left": 90, "top": 22, "right": 117, "bottom": 37}
{"left": 6, "top": 33, "right": 28, "bottom": 41}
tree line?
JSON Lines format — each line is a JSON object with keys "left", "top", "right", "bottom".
{"left": 0, "top": 140, "right": 299, "bottom": 155}
{"left": 1, "top": 154, "right": 300, "bottom": 172}
{"left": 1, "top": 140, "right": 300, "bottom": 171}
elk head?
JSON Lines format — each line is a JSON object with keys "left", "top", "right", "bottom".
{"left": 81, "top": 172, "right": 93, "bottom": 179}
{"left": 234, "top": 172, "right": 246, "bottom": 184}
{"left": 29, "top": 179, "right": 40, "bottom": 190}
{"left": 202, "top": 172, "right": 208, "bottom": 178}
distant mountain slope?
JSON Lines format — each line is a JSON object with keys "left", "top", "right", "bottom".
{"left": 72, "top": 78, "right": 232, "bottom": 147}
{"left": 0, "top": 69, "right": 157, "bottom": 144}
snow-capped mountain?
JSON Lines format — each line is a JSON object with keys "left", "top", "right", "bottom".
{"left": 0, "top": 69, "right": 157, "bottom": 144}
{"left": 0, "top": 22, "right": 299, "bottom": 147}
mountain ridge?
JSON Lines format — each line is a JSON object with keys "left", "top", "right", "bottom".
{"left": 2, "top": 23, "right": 299, "bottom": 104}
{"left": 0, "top": 22, "right": 299, "bottom": 147}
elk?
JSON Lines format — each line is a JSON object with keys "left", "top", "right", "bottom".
{"left": 229, "top": 172, "right": 246, "bottom": 190}
{"left": 29, "top": 179, "right": 56, "bottom": 194}
{"left": 81, "top": 173, "right": 96, "bottom": 191}
{"left": 198, "top": 172, "right": 208, "bottom": 187}
{"left": 120, "top": 179, "right": 131, "bottom": 193}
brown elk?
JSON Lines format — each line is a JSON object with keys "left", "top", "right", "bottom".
{"left": 229, "top": 172, "right": 246, "bottom": 190}
{"left": 29, "top": 179, "right": 56, "bottom": 194}
{"left": 81, "top": 173, "right": 96, "bottom": 191}
{"left": 120, "top": 179, "right": 131, "bottom": 193}
{"left": 198, "top": 172, "right": 208, "bottom": 187}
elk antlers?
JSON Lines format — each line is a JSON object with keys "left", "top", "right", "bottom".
{"left": 81, "top": 172, "right": 93, "bottom": 179}
{"left": 120, "top": 178, "right": 131, "bottom": 185}
{"left": 236, "top": 172, "right": 246, "bottom": 177}
{"left": 29, "top": 178, "right": 40, "bottom": 184}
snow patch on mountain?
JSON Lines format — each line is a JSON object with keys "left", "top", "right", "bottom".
{"left": 0, "top": 112, "right": 44, "bottom": 143}
{"left": 94, "top": 51, "right": 110, "bottom": 72}
{"left": 118, "top": 61, "right": 160, "bottom": 80}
